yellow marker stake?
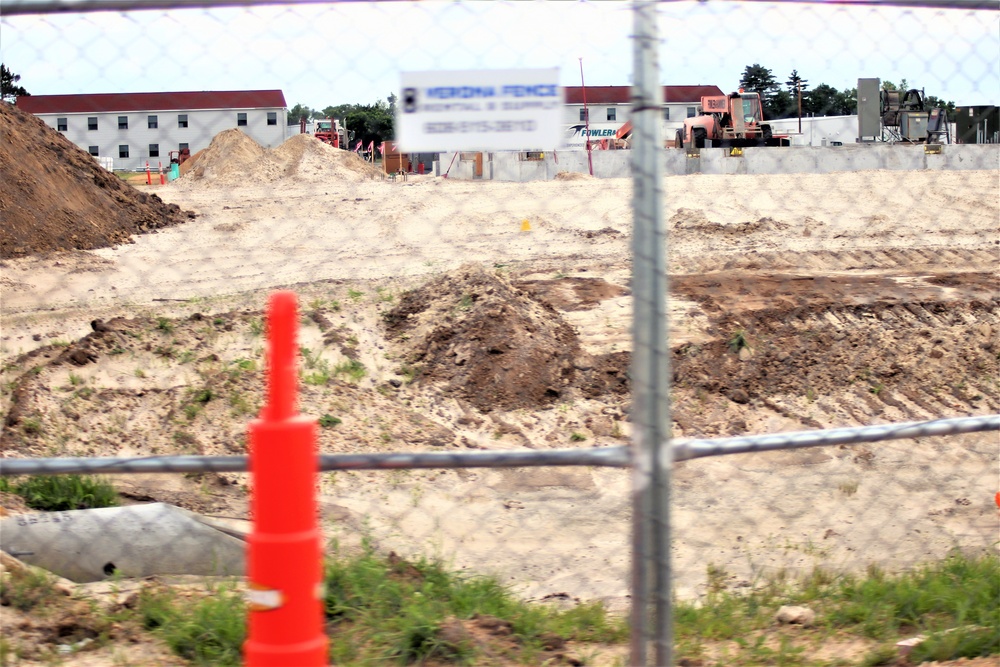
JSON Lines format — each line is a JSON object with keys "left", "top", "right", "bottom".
{"left": 521, "top": 219, "right": 531, "bottom": 232}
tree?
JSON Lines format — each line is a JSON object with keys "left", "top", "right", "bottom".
{"left": 1, "top": 64, "right": 29, "bottom": 103}
{"left": 768, "top": 89, "right": 796, "bottom": 119}
{"left": 286, "top": 103, "right": 313, "bottom": 125}
{"left": 387, "top": 92, "right": 398, "bottom": 115}
{"left": 785, "top": 69, "right": 809, "bottom": 93}
{"left": 343, "top": 99, "right": 394, "bottom": 150}
{"left": 805, "top": 83, "right": 845, "bottom": 116}
{"left": 739, "top": 64, "right": 781, "bottom": 118}
{"left": 739, "top": 64, "right": 778, "bottom": 97}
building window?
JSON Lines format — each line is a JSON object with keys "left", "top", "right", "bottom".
{"left": 579, "top": 108, "right": 588, "bottom": 122}
{"left": 57, "top": 118, "right": 68, "bottom": 132}
{"left": 88, "top": 146, "right": 99, "bottom": 156}
{"left": 607, "top": 108, "right": 616, "bottom": 122}
{"left": 687, "top": 107, "right": 697, "bottom": 118}
{"left": 88, "top": 117, "right": 98, "bottom": 131}
{"left": 119, "top": 145, "right": 129, "bottom": 158}
{"left": 178, "top": 114, "right": 188, "bottom": 128}
{"left": 148, "top": 115, "right": 158, "bottom": 129}
{"left": 118, "top": 116, "right": 128, "bottom": 130}
{"left": 267, "top": 112, "right": 277, "bottom": 126}
{"left": 179, "top": 143, "right": 189, "bottom": 152}
{"left": 149, "top": 144, "right": 159, "bottom": 158}
{"left": 237, "top": 112, "right": 248, "bottom": 127}
{"left": 663, "top": 108, "right": 671, "bottom": 121}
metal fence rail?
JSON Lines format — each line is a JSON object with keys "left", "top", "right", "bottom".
{"left": 3, "top": 415, "right": 995, "bottom": 476}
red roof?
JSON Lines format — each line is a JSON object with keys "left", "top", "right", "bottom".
{"left": 563, "top": 85, "right": 724, "bottom": 105}
{"left": 16, "top": 90, "right": 287, "bottom": 114}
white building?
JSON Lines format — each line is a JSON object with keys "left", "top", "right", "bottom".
{"left": 561, "top": 85, "right": 724, "bottom": 148}
{"left": 16, "top": 90, "right": 287, "bottom": 171}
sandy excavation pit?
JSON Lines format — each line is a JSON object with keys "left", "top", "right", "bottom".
{"left": 1, "top": 102, "right": 998, "bottom": 664}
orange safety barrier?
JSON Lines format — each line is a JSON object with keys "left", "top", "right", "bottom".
{"left": 244, "top": 291, "right": 327, "bottom": 666}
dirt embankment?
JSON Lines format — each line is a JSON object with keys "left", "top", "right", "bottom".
{"left": 0, "top": 103, "right": 194, "bottom": 259}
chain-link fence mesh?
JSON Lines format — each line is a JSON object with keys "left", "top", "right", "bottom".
{"left": 1, "top": 0, "right": 998, "bottom": 665}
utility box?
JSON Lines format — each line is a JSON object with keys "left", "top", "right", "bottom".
{"left": 899, "top": 112, "right": 928, "bottom": 141}
{"left": 956, "top": 105, "right": 999, "bottom": 144}
{"left": 857, "top": 78, "right": 881, "bottom": 140}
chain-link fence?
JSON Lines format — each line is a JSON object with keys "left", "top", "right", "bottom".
{"left": 1, "top": 0, "right": 998, "bottom": 665}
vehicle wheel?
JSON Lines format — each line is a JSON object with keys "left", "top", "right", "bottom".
{"left": 675, "top": 130, "right": 684, "bottom": 149}
{"left": 762, "top": 124, "right": 773, "bottom": 142}
{"left": 693, "top": 128, "right": 707, "bottom": 149}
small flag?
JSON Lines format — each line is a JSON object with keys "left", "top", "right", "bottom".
{"left": 355, "top": 141, "right": 362, "bottom": 152}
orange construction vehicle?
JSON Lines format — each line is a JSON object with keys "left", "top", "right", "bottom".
{"left": 676, "top": 91, "right": 788, "bottom": 148}
{"left": 314, "top": 118, "right": 345, "bottom": 148}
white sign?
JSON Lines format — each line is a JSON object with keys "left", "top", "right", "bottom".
{"left": 396, "top": 68, "right": 563, "bottom": 152}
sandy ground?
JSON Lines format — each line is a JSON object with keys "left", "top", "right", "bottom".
{"left": 1, "top": 148, "right": 999, "bottom": 664}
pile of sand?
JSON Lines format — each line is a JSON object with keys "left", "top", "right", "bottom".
{"left": 178, "top": 130, "right": 383, "bottom": 187}
{"left": 0, "top": 103, "right": 194, "bottom": 259}
{"left": 555, "top": 170, "right": 594, "bottom": 180}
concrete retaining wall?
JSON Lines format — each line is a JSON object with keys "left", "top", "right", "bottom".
{"left": 436, "top": 145, "right": 998, "bottom": 181}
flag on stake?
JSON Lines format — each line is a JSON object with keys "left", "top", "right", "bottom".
{"left": 355, "top": 141, "right": 362, "bottom": 152}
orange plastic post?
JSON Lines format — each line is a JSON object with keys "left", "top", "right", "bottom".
{"left": 244, "top": 291, "right": 327, "bottom": 666}
{"left": 145, "top": 161, "right": 152, "bottom": 185}
{"left": 158, "top": 161, "right": 165, "bottom": 185}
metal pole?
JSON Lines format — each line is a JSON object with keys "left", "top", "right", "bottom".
{"left": 630, "top": 1, "right": 668, "bottom": 664}
{"left": 797, "top": 81, "right": 802, "bottom": 135}
{"left": 579, "top": 57, "right": 594, "bottom": 177}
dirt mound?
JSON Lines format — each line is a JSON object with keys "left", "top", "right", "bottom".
{"left": 178, "top": 130, "right": 382, "bottom": 187}
{"left": 0, "top": 103, "right": 194, "bottom": 259}
{"left": 384, "top": 264, "right": 584, "bottom": 412}
{"left": 554, "top": 171, "right": 593, "bottom": 180}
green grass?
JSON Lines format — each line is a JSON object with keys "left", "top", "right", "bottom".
{"left": 0, "top": 474, "right": 118, "bottom": 511}
{"left": 139, "top": 584, "right": 246, "bottom": 666}
{"left": 334, "top": 359, "right": 367, "bottom": 382}
{"left": 674, "top": 551, "right": 1000, "bottom": 665}
{"left": 323, "top": 543, "right": 628, "bottom": 664}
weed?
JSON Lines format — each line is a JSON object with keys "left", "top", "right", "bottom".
{"left": 398, "top": 364, "right": 421, "bottom": 384}
{"left": 727, "top": 328, "right": 750, "bottom": 353}
{"left": 178, "top": 350, "right": 196, "bottom": 364}
{"left": 805, "top": 386, "right": 817, "bottom": 403}
{"left": 570, "top": 432, "right": 587, "bottom": 442}
{"left": 347, "top": 288, "right": 365, "bottom": 303}
{"left": 0, "top": 474, "right": 118, "bottom": 511}
{"left": 21, "top": 417, "right": 41, "bottom": 435}
{"left": 139, "top": 585, "right": 245, "bottom": 666}
{"left": 334, "top": 359, "right": 366, "bottom": 382}
{"left": 456, "top": 294, "right": 474, "bottom": 311}
{"left": 870, "top": 383, "right": 884, "bottom": 395}
{"left": 319, "top": 414, "right": 342, "bottom": 428}
{"left": 191, "top": 388, "right": 215, "bottom": 404}
{"left": 329, "top": 299, "right": 342, "bottom": 312}
{"left": 76, "top": 387, "right": 95, "bottom": 399}
{"left": 156, "top": 317, "right": 174, "bottom": 334}
{"left": 108, "top": 346, "right": 125, "bottom": 355}
{"left": 376, "top": 287, "right": 395, "bottom": 303}
{"left": 134, "top": 368, "right": 147, "bottom": 378}
{"left": 838, "top": 480, "right": 860, "bottom": 496}
{"left": 213, "top": 318, "right": 226, "bottom": 326}
{"left": 228, "top": 392, "right": 253, "bottom": 416}
{"left": 49, "top": 339, "right": 70, "bottom": 347}
{"left": 249, "top": 318, "right": 264, "bottom": 336}
{"left": 0, "top": 567, "right": 62, "bottom": 612}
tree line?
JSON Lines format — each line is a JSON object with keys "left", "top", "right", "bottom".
{"left": 737, "top": 63, "right": 957, "bottom": 121}
{"left": 287, "top": 94, "right": 396, "bottom": 153}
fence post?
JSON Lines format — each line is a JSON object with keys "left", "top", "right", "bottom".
{"left": 244, "top": 291, "right": 327, "bottom": 666}
{"left": 630, "top": 1, "right": 670, "bottom": 664}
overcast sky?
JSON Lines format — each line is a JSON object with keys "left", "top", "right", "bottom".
{"left": 2, "top": 1, "right": 997, "bottom": 110}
